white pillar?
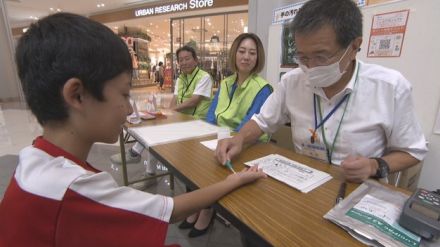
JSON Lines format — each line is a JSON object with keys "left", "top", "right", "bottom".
{"left": 0, "top": 0, "right": 22, "bottom": 102}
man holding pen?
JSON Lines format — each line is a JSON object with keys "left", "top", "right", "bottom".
{"left": 216, "top": 0, "right": 427, "bottom": 183}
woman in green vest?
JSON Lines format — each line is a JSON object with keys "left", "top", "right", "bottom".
{"left": 178, "top": 33, "right": 273, "bottom": 238}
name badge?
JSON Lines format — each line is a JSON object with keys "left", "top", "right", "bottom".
{"left": 301, "top": 142, "right": 328, "bottom": 162}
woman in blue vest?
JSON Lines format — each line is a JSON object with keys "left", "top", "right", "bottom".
{"left": 178, "top": 33, "right": 273, "bottom": 238}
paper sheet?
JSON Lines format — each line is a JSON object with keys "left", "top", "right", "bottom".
{"left": 245, "top": 154, "right": 332, "bottom": 193}
{"left": 200, "top": 139, "right": 218, "bottom": 151}
{"left": 128, "top": 120, "right": 219, "bottom": 147}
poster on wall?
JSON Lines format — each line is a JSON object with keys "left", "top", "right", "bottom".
{"left": 281, "top": 21, "right": 297, "bottom": 67}
{"left": 367, "top": 9, "right": 409, "bottom": 57}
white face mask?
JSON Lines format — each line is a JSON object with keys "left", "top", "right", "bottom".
{"left": 300, "top": 46, "right": 351, "bottom": 88}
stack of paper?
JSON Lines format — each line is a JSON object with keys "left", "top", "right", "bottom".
{"left": 128, "top": 120, "right": 219, "bottom": 147}
{"left": 245, "top": 154, "right": 332, "bottom": 193}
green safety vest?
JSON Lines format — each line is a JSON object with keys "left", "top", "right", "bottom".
{"left": 177, "top": 67, "right": 212, "bottom": 119}
{"left": 215, "top": 73, "right": 272, "bottom": 141}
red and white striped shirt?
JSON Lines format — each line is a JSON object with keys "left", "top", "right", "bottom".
{"left": 0, "top": 137, "right": 177, "bottom": 247}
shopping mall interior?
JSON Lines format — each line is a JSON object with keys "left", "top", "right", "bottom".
{"left": 0, "top": 1, "right": 253, "bottom": 246}
{"left": 6, "top": 0, "right": 249, "bottom": 89}
{"left": 2, "top": 0, "right": 440, "bottom": 246}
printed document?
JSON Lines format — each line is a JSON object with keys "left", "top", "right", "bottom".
{"left": 245, "top": 154, "right": 332, "bottom": 193}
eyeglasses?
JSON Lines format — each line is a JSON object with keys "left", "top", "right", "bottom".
{"left": 293, "top": 47, "right": 348, "bottom": 67}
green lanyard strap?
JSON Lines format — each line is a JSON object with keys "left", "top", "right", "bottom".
{"left": 317, "top": 62, "right": 361, "bottom": 164}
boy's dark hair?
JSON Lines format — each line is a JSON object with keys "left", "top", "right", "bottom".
{"left": 292, "top": 0, "right": 363, "bottom": 48}
{"left": 176, "top": 46, "right": 198, "bottom": 61}
{"left": 158, "top": 61, "right": 163, "bottom": 66}
{"left": 16, "top": 13, "right": 132, "bottom": 125}
{"left": 229, "top": 33, "right": 265, "bottom": 74}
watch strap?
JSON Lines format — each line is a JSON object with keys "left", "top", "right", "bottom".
{"left": 372, "top": 157, "right": 390, "bottom": 179}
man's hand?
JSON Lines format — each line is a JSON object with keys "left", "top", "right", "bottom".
{"left": 215, "top": 136, "right": 244, "bottom": 165}
{"left": 340, "top": 156, "right": 378, "bottom": 183}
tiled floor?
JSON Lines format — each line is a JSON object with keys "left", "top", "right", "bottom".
{"left": 0, "top": 86, "right": 244, "bottom": 247}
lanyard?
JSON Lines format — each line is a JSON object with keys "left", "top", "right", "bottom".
{"left": 311, "top": 93, "right": 350, "bottom": 144}
{"left": 317, "top": 94, "right": 350, "bottom": 164}
{"left": 311, "top": 62, "right": 361, "bottom": 164}
{"left": 180, "top": 67, "right": 200, "bottom": 103}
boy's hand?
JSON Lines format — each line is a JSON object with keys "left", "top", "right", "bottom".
{"left": 225, "top": 165, "right": 267, "bottom": 186}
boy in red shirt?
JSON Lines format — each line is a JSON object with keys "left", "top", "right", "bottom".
{"left": 0, "top": 13, "right": 265, "bottom": 247}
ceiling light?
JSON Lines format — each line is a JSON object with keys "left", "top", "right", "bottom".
{"left": 56, "top": 8, "right": 61, "bottom": 12}
{"left": 97, "top": 3, "right": 105, "bottom": 8}
{"left": 49, "top": 7, "right": 54, "bottom": 11}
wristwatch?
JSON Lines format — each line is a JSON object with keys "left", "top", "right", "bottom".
{"left": 371, "top": 157, "right": 390, "bottom": 179}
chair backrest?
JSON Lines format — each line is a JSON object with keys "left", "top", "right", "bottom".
{"left": 388, "top": 162, "right": 423, "bottom": 192}
{"left": 270, "top": 123, "right": 294, "bottom": 150}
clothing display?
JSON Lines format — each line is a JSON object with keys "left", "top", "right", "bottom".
{"left": 252, "top": 60, "right": 428, "bottom": 165}
{"left": 0, "top": 137, "right": 175, "bottom": 247}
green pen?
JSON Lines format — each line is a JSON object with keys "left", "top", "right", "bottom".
{"left": 225, "top": 160, "right": 236, "bottom": 174}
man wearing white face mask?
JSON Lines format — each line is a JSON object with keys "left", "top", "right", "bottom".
{"left": 216, "top": 0, "right": 428, "bottom": 184}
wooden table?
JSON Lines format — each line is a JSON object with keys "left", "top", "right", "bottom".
{"left": 150, "top": 137, "right": 366, "bottom": 247}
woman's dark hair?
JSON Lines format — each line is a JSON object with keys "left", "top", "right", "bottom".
{"left": 229, "top": 33, "right": 265, "bottom": 74}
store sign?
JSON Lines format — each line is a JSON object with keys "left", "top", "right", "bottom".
{"left": 135, "top": 0, "right": 214, "bottom": 17}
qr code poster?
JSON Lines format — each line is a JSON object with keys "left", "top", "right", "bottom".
{"left": 367, "top": 9, "right": 409, "bottom": 57}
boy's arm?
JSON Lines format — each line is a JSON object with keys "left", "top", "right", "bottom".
{"left": 170, "top": 165, "right": 266, "bottom": 222}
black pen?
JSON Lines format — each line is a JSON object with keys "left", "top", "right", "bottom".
{"left": 335, "top": 182, "right": 347, "bottom": 205}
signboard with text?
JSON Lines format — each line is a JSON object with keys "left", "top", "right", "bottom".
{"left": 90, "top": 0, "right": 248, "bottom": 23}
{"left": 272, "top": 2, "right": 304, "bottom": 24}
{"left": 135, "top": 0, "right": 214, "bottom": 17}
{"left": 367, "top": 9, "right": 409, "bottom": 57}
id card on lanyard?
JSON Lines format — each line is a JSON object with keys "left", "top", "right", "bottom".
{"left": 180, "top": 67, "right": 200, "bottom": 103}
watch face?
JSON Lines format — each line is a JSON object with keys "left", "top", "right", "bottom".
{"left": 379, "top": 165, "right": 389, "bottom": 178}
{"left": 374, "top": 158, "right": 389, "bottom": 178}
